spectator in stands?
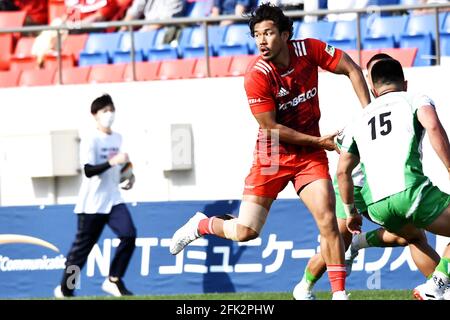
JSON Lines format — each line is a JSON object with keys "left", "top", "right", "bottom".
{"left": 414, "top": 0, "right": 450, "bottom": 14}
{"left": 0, "top": 0, "right": 18, "bottom": 11}
{"left": 211, "top": 0, "right": 251, "bottom": 26}
{"left": 63, "top": 0, "right": 120, "bottom": 25}
{"left": 119, "top": 0, "right": 185, "bottom": 32}
{"left": 54, "top": 94, "right": 137, "bottom": 298}
{"left": 12, "top": 0, "right": 48, "bottom": 25}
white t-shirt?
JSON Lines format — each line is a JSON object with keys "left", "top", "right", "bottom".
{"left": 74, "top": 129, "right": 124, "bottom": 214}
{"left": 346, "top": 91, "right": 434, "bottom": 204}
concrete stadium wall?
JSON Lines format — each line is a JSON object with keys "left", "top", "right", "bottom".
{"left": 0, "top": 66, "right": 448, "bottom": 206}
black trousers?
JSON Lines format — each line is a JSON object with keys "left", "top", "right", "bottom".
{"left": 60, "top": 204, "right": 136, "bottom": 290}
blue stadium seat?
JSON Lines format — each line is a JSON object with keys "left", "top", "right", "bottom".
{"left": 185, "top": 0, "right": 214, "bottom": 18}
{"left": 399, "top": 13, "right": 446, "bottom": 65}
{"left": 112, "top": 31, "right": 158, "bottom": 63}
{"left": 79, "top": 33, "right": 121, "bottom": 66}
{"left": 440, "top": 13, "right": 450, "bottom": 56}
{"left": 79, "top": 53, "right": 109, "bottom": 66}
{"left": 296, "top": 21, "right": 335, "bottom": 42}
{"left": 147, "top": 47, "right": 179, "bottom": 61}
{"left": 363, "top": 15, "right": 408, "bottom": 49}
{"left": 327, "top": 20, "right": 359, "bottom": 50}
{"left": 218, "top": 24, "right": 253, "bottom": 56}
{"left": 399, "top": 34, "right": 433, "bottom": 66}
{"left": 181, "top": 25, "right": 225, "bottom": 58}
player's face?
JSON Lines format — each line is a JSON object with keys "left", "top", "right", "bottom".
{"left": 253, "top": 20, "right": 288, "bottom": 61}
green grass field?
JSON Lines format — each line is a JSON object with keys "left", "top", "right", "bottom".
{"left": 64, "top": 290, "right": 413, "bottom": 300}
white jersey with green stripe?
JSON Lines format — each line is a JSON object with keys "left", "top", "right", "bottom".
{"left": 346, "top": 91, "right": 433, "bottom": 204}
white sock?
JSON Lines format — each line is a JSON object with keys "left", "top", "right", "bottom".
{"left": 352, "top": 232, "right": 369, "bottom": 251}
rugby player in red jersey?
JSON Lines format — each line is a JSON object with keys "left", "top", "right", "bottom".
{"left": 170, "top": 3, "right": 370, "bottom": 300}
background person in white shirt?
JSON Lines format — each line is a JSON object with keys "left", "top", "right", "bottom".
{"left": 54, "top": 94, "right": 137, "bottom": 298}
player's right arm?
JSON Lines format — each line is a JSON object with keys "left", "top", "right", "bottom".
{"left": 416, "top": 99, "right": 450, "bottom": 177}
{"left": 253, "top": 110, "right": 339, "bottom": 151}
{"left": 244, "top": 68, "right": 338, "bottom": 151}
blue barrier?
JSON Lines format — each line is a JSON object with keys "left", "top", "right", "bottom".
{"left": 0, "top": 200, "right": 434, "bottom": 298}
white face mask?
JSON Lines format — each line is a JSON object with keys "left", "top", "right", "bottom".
{"left": 98, "top": 111, "right": 115, "bottom": 128}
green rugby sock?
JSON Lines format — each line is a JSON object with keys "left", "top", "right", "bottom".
{"left": 366, "top": 229, "right": 383, "bottom": 247}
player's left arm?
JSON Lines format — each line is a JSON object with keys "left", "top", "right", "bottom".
{"left": 417, "top": 105, "right": 450, "bottom": 176}
{"left": 333, "top": 52, "right": 371, "bottom": 108}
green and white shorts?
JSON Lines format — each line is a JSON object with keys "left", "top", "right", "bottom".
{"left": 367, "top": 180, "right": 450, "bottom": 232}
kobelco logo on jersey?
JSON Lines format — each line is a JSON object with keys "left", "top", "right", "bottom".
{"left": 278, "top": 87, "right": 317, "bottom": 111}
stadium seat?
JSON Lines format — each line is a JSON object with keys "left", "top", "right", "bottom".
{"left": 218, "top": 24, "right": 252, "bottom": 57}
{"left": 346, "top": 49, "right": 382, "bottom": 68}
{"left": 147, "top": 48, "right": 179, "bottom": 61}
{"left": 381, "top": 48, "right": 418, "bottom": 67}
{"left": 399, "top": 13, "right": 446, "bottom": 65}
{"left": 399, "top": 34, "right": 433, "bottom": 66}
{"left": 43, "top": 54, "right": 75, "bottom": 71}
{"left": 0, "top": 10, "right": 26, "bottom": 26}
{"left": 62, "top": 34, "right": 89, "bottom": 63}
{"left": 157, "top": 59, "right": 196, "bottom": 80}
{"left": 79, "top": 33, "right": 122, "bottom": 66}
{"left": 9, "top": 56, "right": 38, "bottom": 72}
{"left": 0, "top": 70, "right": 21, "bottom": 88}
{"left": 192, "top": 56, "right": 233, "bottom": 78}
{"left": 295, "top": 21, "right": 335, "bottom": 42}
{"left": 56, "top": 67, "right": 91, "bottom": 85}
{"left": 227, "top": 54, "right": 257, "bottom": 76}
{"left": 88, "top": 64, "right": 126, "bottom": 83}
{"left": 113, "top": 31, "right": 158, "bottom": 63}
{"left": 19, "top": 69, "right": 56, "bottom": 87}
{"left": 185, "top": 0, "right": 214, "bottom": 18}
{"left": 0, "top": 34, "right": 13, "bottom": 70}
{"left": 327, "top": 19, "right": 367, "bottom": 51}
{"left": 12, "top": 36, "right": 35, "bottom": 58}
{"left": 182, "top": 25, "right": 226, "bottom": 58}
{"left": 363, "top": 15, "right": 409, "bottom": 49}
{"left": 440, "top": 12, "right": 450, "bottom": 56}
{"left": 123, "top": 61, "right": 160, "bottom": 81}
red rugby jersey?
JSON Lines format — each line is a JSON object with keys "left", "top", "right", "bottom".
{"left": 244, "top": 38, "right": 342, "bottom": 154}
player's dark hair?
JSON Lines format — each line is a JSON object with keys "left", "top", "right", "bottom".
{"left": 370, "top": 58, "right": 405, "bottom": 86}
{"left": 366, "top": 53, "right": 393, "bottom": 69}
{"left": 248, "top": 3, "right": 294, "bottom": 40}
{"left": 91, "top": 94, "right": 115, "bottom": 114}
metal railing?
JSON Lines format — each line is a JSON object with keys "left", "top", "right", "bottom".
{"left": 0, "top": 3, "right": 449, "bottom": 84}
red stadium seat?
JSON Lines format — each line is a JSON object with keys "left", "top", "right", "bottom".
{"left": 380, "top": 48, "right": 418, "bottom": 68}
{"left": 0, "top": 11, "right": 26, "bottom": 28}
{"left": 56, "top": 66, "right": 91, "bottom": 85}
{"left": 123, "top": 61, "right": 160, "bottom": 81}
{"left": 12, "top": 36, "right": 36, "bottom": 58}
{"left": 9, "top": 56, "right": 38, "bottom": 72}
{"left": 10, "top": 37, "right": 38, "bottom": 71}
{"left": 0, "top": 34, "right": 13, "bottom": 70}
{"left": 158, "top": 59, "right": 196, "bottom": 80}
{"left": 62, "top": 34, "right": 89, "bottom": 63}
{"left": 88, "top": 64, "right": 126, "bottom": 83}
{"left": 192, "top": 56, "right": 233, "bottom": 78}
{"left": 19, "top": 69, "right": 56, "bottom": 86}
{"left": 0, "top": 70, "right": 21, "bottom": 88}
{"left": 345, "top": 49, "right": 381, "bottom": 69}
{"left": 43, "top": 54, "right": 75, "bottom": 71}
{"left": 227, "top": 55, "right": 257, "bottom": 76}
